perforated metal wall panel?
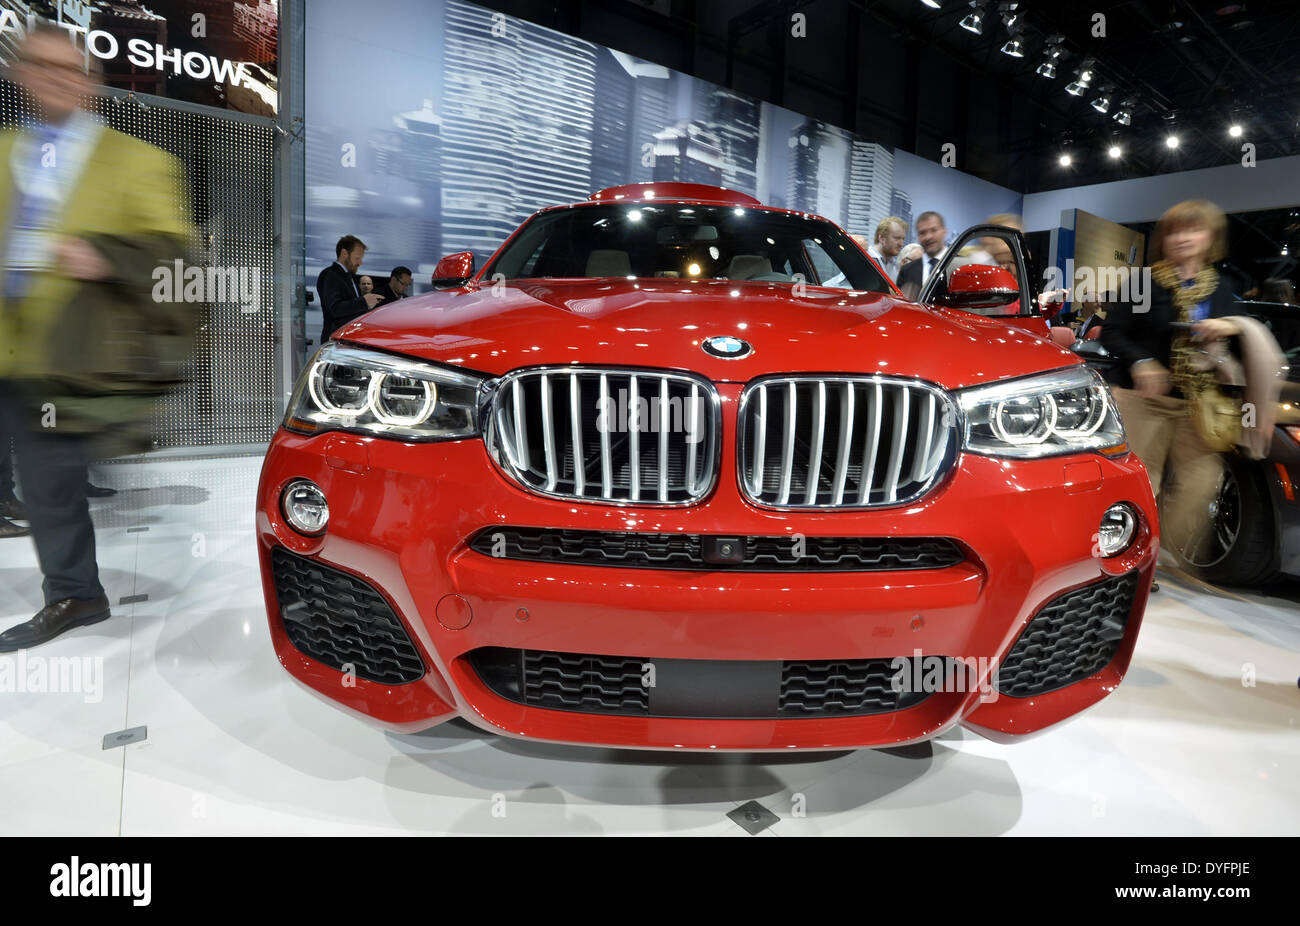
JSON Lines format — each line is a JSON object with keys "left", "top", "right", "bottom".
{"left": 0, "top": 81, "right": 278, "bottom": 449}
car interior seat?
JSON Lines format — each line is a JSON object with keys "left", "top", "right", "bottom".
{"left": 725, "top": 254, "right": 773, "bottom": 280}
{"left": 585, "top": 249, "right": 632, "bottom": 277}
{"left": 1050, "top": 327, "right": 1076, "bottom": 347}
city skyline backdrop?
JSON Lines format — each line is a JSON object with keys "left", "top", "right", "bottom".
{"left": 304, "top": 0, "right": 1022, "bottom": 299}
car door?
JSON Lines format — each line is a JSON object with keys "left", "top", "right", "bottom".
{"left": 917, "top": 224, "right": 1053, "bottom": 338}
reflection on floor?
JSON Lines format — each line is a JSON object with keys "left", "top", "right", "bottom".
{"left": 0, "top": 453, "right": 1296, "bottom": 836}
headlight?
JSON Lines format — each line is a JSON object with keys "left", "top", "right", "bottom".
{"left": 284, "top": 342, "right": 486, "bottom": 441}
{"left": 958, "top": 365, "right": 1125, "bottom": 458}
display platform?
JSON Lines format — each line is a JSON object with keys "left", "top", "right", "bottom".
{"left": 0, "top": 454, "right": 1294, "bottom": 836}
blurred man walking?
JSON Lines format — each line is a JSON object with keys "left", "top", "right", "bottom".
{"left": 0, "top": 25, "right": 193, "bottom": 651}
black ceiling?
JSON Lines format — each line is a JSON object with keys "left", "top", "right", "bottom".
{"left": 875, "top": 0, "right": 1300, "bottom": 191}
{"left": 471, "top": 0, "right": 1300, "bottom": 195}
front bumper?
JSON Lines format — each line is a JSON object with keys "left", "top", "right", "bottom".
{"left": 256, "top": 414, "right": 1156, "bottom": 751}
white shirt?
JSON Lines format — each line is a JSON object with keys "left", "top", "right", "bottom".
{"left": 919, "top": 246, "right": 948, "bottom": 284}
{"left": 867, "top": 244, "right": 899, "bottom": 283}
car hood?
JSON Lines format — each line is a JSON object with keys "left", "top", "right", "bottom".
{"left": 338, "top": 278, "right": 1076, "bottom": 389}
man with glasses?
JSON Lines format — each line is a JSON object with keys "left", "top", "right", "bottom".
{"left": 374, "top": 265, "right": 413, "bottom": 305}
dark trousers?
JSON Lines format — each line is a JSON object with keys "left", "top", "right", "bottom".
{"left": 0, "top": 381, "right": 104, "bottom": 605}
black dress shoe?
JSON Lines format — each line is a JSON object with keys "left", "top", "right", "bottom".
{"left": 0, "top": 497, "right": 25, "bottom": 520}
{"left": 0, "top": 517, "right": 29, "bottom": 538}
{"left": 86, "top": 484, "right": 117, "bottom": 498}
{"left": 0, "top": 595, "right": 112, "bottom": 652}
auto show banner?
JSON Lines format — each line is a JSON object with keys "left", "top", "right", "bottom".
{"left": 303, "top": 0, "right": 1022, "bottom": 297}
{"left": 0, "top": 0, "right": 278, "bottom": 116}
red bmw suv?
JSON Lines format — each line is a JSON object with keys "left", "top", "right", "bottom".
{"left": 258, "top": 183, "right": 1157, "bottom": 751}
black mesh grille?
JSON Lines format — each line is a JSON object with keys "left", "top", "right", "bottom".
{"left": 525, "top": 651, "right": 650, "bottom": 713}
{"left": 469, "top": 527, "right": 963, "bottom": 571}
{"left": 781, "top": 659, "right": 931, "bottom": 715}
{"left": 270, "top": 548, "right": 425, "bottom": 685}
{"left": 470, "top": 648, "right": 934, "bottom": 717}
{"left": 996, "top": 572, "right": 1141, "bottom": 698}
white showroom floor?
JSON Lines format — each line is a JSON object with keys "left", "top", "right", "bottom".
{"left": 0, "top": 452, "right": 1296, "bottom": 836}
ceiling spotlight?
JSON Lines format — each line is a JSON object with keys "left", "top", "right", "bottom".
{"left": 1037, "top": 38, "right": 1065, "bottom": 79}
{"left": 1059, "top": 153, "right": 1073, "bottom": 167}
{"left": 1064, "top": 59, "right": 1095, "bottom": 96}
{"left": 1107, "top": 144, "right": 1122, "bottom": 158}
{"left": 920, "top": 0, "right": 943, "bottom": 8}
{"left": 1283, "top": 244, "right": 1290, "bottom": 256}
{"left": 960, "top": 3, "right": 986, "bottom": 34}
{"left": 1165, "top": 134, "right": 1180, "bottom": 148}
{"left": 999, "top": 1, "right": 1022, "bottom": 31}
{"left": 1113, "top": 107, "right": 1132, "bottom": 126}
{"left": 1001, "top": 35, "right": 1025, "bottom": 57}
{"left": 1091, "top": 90, "right": 1111, "bottom": 114}
{"left": 1228, "top": 123, "right": 1243, "bottom": 137}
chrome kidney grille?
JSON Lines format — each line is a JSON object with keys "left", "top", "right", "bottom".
{"left": 486, "top": 367, "right": 720, "bottom": 504}
{"left": 738, "top": 377, "right": 956, "bottom": 508}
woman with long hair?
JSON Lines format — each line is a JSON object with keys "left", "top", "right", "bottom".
{"left": 1101, "top": 200, "right": 1241, "bottom": 566}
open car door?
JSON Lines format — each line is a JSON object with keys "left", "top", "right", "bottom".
{"left": 917, "top": 224, "right": 1055, "bottom": 338}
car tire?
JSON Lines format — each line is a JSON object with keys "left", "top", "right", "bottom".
{"left": 1188, "top": 454, "right": 1276, "bottom": 586}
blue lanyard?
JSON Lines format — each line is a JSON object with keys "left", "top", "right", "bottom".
{"left": 1182, "top": 279, "right": 1211, "bottom": 322}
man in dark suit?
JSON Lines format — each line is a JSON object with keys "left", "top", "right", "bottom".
{"left": 897, "top": 211, "right": 950, "bottom": 300}
{"left": 374, "top": 266, "right": 412, "bottom": 305}
{"left": 318, "top": 235, "right": 384, "bottom": 341}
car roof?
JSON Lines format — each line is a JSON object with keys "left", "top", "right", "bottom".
{"left": 531, "top": 182, "right": 834, "bottom": 225}
{"left": 587, "top": 182, "right": 760, "bottom": 207}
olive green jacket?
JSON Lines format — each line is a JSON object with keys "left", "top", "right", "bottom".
{"left": 0, "top": 121, "right": 195, "bottom": 455}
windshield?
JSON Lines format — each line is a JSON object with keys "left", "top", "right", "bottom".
{"left": 483, "top": 203, "right": 892, "bottom": 293}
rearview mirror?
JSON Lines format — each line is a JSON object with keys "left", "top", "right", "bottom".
{"left": 432, "top": 251, "right": 475, "bottom": 287}
{"left": 934, "top": 264, "right": 1019, "bottom": 311}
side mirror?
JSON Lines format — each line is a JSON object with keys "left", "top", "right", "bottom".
{"left": 935, "top": 264, "right": 1019, "bottom": 310}
{"left": 432, "top": 251, "right": 475, "bottom": 288}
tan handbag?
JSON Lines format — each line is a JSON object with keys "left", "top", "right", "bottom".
{"left": 1188, "top": 383, "right": 1242, "bottom": 452}
{"left": 1180, "top": 339, "right": 1243, "bottom": 452}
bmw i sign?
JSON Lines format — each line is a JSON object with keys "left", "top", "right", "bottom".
{"left": 702, "top": 335, "right": 752, "bottom": 359}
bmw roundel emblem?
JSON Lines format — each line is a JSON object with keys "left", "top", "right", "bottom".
{"left": 702, "top": 335, "right": 752, "bottom": 359}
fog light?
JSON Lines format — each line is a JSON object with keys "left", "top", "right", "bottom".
{"left": 282, "top": 479, "right": 329, "bottom": 535}
{"left": 1097, "top": 503, "right": 1137, "bottom": 557}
